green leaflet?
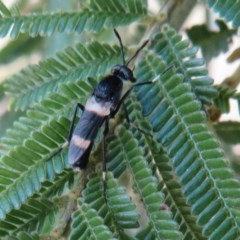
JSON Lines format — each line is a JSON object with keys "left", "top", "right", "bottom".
{"left": 213, "top": 121, "right": 240, "bottom": 144}
{"left": 108, "top": 97, "right": 203, "bottom": 239}
{"left": 214, "top": 85, "right": 240, "bottom": 114}
{"left": 150, "top": 25, "right": 218, "bottom": 105}
{"left": 112, "top": 127, "right": 183, "bottom": 239}
{"left": 0, "top": 79, "right": 95, "bottom": 221}
{"left": 0, "top": 156, "right": 73, "bottom": 238}
{"left": 0, "top": 1, "right": 11, "bottom": 17}
{"left": 0, "top": 0, "right": 146, "bottom": 39}
{"left": 157, "top": 152, "right": 206, "bottom": 240}
{"left": 135, "top": 53, "right": 240, "bottom": 239}
{"left": 2, "top": 79, "right": 95, "bottom": 151}
{"left": 82, "top": 173, "right": 139, "bottom": 238}
{"left": 207, "top": 0, "right": 240, "bottom": 27}
{"left": 2, "top": 232, "right": 40, "bottom": 240}
{"left": 70, "top": 202, "right": 116, "bottom": 240}
{"left": 4, "top": 42, "right": 120, "bottom": 110}
{"left": 0, "top": 152, "right": 67, "bottom": 220}
{"left": 0, "top": 197, "right": 55, "bottom": 237}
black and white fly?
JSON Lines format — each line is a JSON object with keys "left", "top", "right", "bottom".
{"left": 65, "top": 29, "right": 153, "bottom": 173}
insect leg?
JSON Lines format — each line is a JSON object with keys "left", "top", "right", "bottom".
{"left": 47, "top": 103, "right": 85, "bottom": 162}
{"left": 122, "top": 102, "right": 152, "bottom": 137}
{"left": 102, "top": 118, "right": 110, "bottom": 175}
{"left": 102, "top": 117, "right": 110, "bottom": 199}
{"left": 111, "top": 87, "right": 133, "bottom": 118}
{"left": 67, "top": 103, "right": 85, "bottom": 142}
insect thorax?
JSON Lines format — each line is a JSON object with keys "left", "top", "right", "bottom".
{"left": 93, "top": 75, "right": 123, "bottom": 105}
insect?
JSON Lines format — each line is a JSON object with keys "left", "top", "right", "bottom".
{"left": 66, "top": 29, "right": 152, "bottom": 174}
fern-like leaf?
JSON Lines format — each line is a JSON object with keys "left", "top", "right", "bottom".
{"left": 103, "top": 61, "right": 204, "bottom": 238}
{"left": 110, "top": 127, "right": 183, "bottom": 239}
{"left": 135, "top": 53, "right": 240, "bottom": 239}
{"left": 0, "top": 35, "right": 42, "bottom": 64}
{"left": 0, "top": 158, "right": 74, "bottom": 238}
{"left": 207, "top": 0, "right": 240, "bottom": 27}
{"left": 2, "top": 232, "right": 40, "bottom": 240}
{"left": 124, "top": 99, "right": 204, "bottom": 239}
{"left": 157, "top": 156, "right": 206, "bottom": 240}
{"left": 0, "top": 1, "right": 11, "bottom": 17}
{"left": 82, "top": 173, "right": 139, "bottom": 238}
{"left": 0, "top": 0, "right": 146, "bottom": 39}
{"left": 0, "top": 196, "right": 55, "bottom": 237}
{"left": 3, "top": 42, "right": 119, "bottom": 110}
{"left": 0, "top": 151, "right": 68, "bottom": 219}
{"left": 121, "top": 97, "right": 206, "bottom": 240}
{"left": 0, "top": 79, "right": 96, "bottom": 219}
{"left": 2, "top": 79, "right": 95, "bottom": 151}
{"left": 70, "top": 202, "right": 116, "bottom": 240}
{"left": 150, "top": 25, "right": 218, "bottom": 105}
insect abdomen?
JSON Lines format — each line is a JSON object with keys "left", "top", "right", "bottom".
{"left": 68, "top": 110, "right": 105, "bottom": 170}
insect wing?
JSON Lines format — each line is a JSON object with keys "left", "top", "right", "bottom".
{"left": 69, "top": 140, "right": 94, "bottom": 169}
{"left": 68, "top": 101, "right": 107, "bottom": 169}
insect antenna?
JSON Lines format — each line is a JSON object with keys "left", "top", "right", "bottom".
{"left": 114, "top": 28, "right": 125, "bottom": 65}
{"left": 125, "top": 39, "right": 148, "bottom": 66}
{"left": 151, "top": 64, "right": 175, "bottom": 83}
{"left": 113, "top": 28, "right": 148, "bottom": 67}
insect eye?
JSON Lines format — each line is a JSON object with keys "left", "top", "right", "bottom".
{"left": 117, "top": 70, "right": 127, "bottom": 79}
